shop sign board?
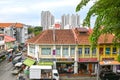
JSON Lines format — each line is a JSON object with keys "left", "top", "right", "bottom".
{"left": 40, "top": 58, "right": 74, "bottom": 62}
{"left": 79, "top": 58, "right": 98, "bottom": 62}
{"left": 102, "top": 58, "right": 114, "bottom": 61}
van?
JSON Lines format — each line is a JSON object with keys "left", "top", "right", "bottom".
{"left": 52, "top": 69, "right": 59, "bottom": 80}
{"left": 29, "top": 65, "right": 60, "bottom": 80}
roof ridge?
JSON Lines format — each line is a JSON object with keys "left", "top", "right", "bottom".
{"left": 71, "top": 29, "right": 78, "bottom": 44}
{"left": 34, "top": 30, "right": 47, "bottom": 44}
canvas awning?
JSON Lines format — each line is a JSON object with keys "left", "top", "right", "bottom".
{"left": 23, "top": 58, "right": 36, "bottom": 66}
{"left": 38, "top": 61, "right": 53, "bottom": 66}
{"left": 99, "top": 61, "right": 120, "bottom": 65}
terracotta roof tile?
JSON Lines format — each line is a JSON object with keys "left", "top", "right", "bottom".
{"left": 0, "top": 23, "right": 23, "bottom": 28}
{"left": 74, "top": 28, "right": 91, "bottom": 45}
{"left": 5, "top": 35, "right": 16, "bottom": 42}
{"left": 98, "top": 34, "right": 114, "bottom": 44}
{"left": 27, "top": 29, "right": 76, "bottom": 44}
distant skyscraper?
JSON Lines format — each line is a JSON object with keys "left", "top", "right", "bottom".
{"left": 41, "top": 11, "right": 55, "bottom": 30}
{"left": 61, "top": 14, "right": 80, "bottom": 29}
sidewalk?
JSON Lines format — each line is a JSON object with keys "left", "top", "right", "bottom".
{"left": 59, "top": 73, "right": 97, "bottom": 80}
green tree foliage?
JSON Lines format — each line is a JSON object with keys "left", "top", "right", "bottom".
{"left": 28, "top": 26, "right": 43, "bottom": 36}
{"left": 28, "top": 27, "right": 34, "bottom": 34}
{"left": 34, "top": 26, "right": 43, "bottom": 36}
{"left": 118, "top": 54, "right": 120, "bottom": 62}
{"left": 76, "top": 0, "right": 120, "bottom": 46}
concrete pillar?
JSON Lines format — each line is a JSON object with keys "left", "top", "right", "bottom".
{"left": 74, "top": 46, "right": 78, "bottom": 74}
{"left": 95, "top": 64, "right": 98, "bottom": 73}
{"left": 68, "top": 45, "right": 70, "bottom": 57}
{"left": 113, "top": 65, "right": 116, "bottom": 73}
{"left": 61, "top": 46, "right": 63, "bottom": 58}
{"left": 27, "top": 43, "right": 30, "bottom": 55}
{"left": 35, "top": 45, "right": 39, "bottom": 62}
{"left": 74, "top": 61, "right": 78, "bottom": 74}
{"left": 53, "top": 45, "right": 56, "bottom": 69}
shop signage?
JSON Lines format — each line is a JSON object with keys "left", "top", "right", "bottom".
{"left": 57, "top": 58, "right": 74, "bottom": 62}
{"left": 40, "top": 58, "right": 74, "bottom": 62}
{"left": 40, "top": 58, "right": 56, "bottom": 62}
{"left": 52, "top": 50, "right": 56, "bottom": 55}
{"left": 79, "top": 58, "right": 97, "bottom": 62}
{"left": 102, "top": 58, "right": 114, "bottom": 61}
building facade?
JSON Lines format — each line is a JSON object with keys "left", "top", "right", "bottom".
{"left": 27, "top": 28, "right": 120, "bottom": 75}
{"left": 61, "top": 14, "right": 80, "bottom": 29}
{"left": 0, "top": 23, "right": 28, "bottom": 43}
{"left": 27, "top": 29, "right": 78, "bottom": 74}
{"left": 41, "top": 11, "right": 55, "bottom": 30}
{"left": 98, "top": 34, "right": 120, "bottom": 73}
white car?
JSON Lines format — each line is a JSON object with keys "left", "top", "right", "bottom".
{"left": 52, "top": 69, "right": 59, "bottom": 80}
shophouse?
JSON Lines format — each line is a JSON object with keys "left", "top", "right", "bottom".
{"left": 27, "top": 29, "right": 78, "bottom": 74}
{"left": 26, "top": 28, "right": 120, "bottom": 75}
{"left": 98, "top": 34, "right": 120, "bottom": 73}
{"left": 74, "top": 28, "right": 98, "bottom": 75}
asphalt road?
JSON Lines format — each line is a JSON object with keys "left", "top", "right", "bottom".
{"left": 0, "top": 60, "right": 17, "bottom": 80}
{"left": 0, "top": 57, "right": 97, "bottom": 80}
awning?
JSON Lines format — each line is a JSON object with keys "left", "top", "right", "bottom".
{"left": 99, "top": 61, "right": 120, "bottom": 65}
{"left": 38, "top": 61, "right": 53, "bottom": 66}
{"left": 23, "top": 58, "right": 36, "bottom": 66}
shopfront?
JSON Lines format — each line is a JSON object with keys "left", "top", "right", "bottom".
{"left": 99, "top": 60, "right": 120, "bottom": 73}
{"left": 78, "top": 58, "right": 98, "bottom": 75}
{"left": 39, "top": 58, "right": 75, "bottom": 74}
{"left": 56, "top": 58, "right": 74, "bottom": 74}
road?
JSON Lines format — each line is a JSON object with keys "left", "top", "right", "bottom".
{"left": 0, "top": 58, "right": 98, "bottom": 80}
{"left": 60, "top": 76, "right": 97, "bottom": 80}
{"left": 0, "top": 60, "right": 16, "bottom": 80}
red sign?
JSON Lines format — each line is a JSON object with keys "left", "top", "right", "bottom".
{"left": 79, "top": 58, "right": 97, "bottom": 62}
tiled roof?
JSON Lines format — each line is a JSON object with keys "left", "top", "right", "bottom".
{"left": 27, "top": 29, "right": 77, "bottom": 44}
{"left": 74, "top": 28, "right": 114, "bottom": 45}
{"left": 27, "top": 28, "right": 115, "bottom": 45}
{"left": 0, "top": 23, "right": 23, "bottom": 28}
{"left": 98, "top": 34, "right": 114, "bottom": 44}
{"left": 5, "top": 35, "right": 16, "bottom": 42}
{"left": 74, "top": 28, "right": 91, "bottom": 45}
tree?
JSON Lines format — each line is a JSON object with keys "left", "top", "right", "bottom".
{"left": 118, "top": 54, "right": 120, "bottom": 62}
{"left": 28, "top": 27, "right": 34, "bottom": 34}
{"left": 76, "top": 0, "right": 120, "bottom": 46}
{"left": 34, "top": 26, "right": 43, "bottom": 36}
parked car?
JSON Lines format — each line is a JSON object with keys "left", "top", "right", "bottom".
{"left": 13, "top": 52, "right": 22, "bottom": 58}
{"left": 12, "top": 56, "right": 22, "bottom": 65}
{"left": 11, "top": 64, "right": 23, "bottom": 75}
{"left": 99, "top": 71, "right": 120, "bottom": 80}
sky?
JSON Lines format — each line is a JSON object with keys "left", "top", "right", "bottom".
{"left": 0, "top": 0, "right": 95, "bottom": 27}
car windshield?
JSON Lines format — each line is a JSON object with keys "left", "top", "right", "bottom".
{"left": 54, "top": 73, "right": 58, "bottom": 76}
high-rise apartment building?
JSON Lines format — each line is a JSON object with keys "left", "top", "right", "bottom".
{"left": 41, "top": 11, "right": 55, "bottom": 30}
{"left": 61, "top": 14, "right": 80, "bottom": 29}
